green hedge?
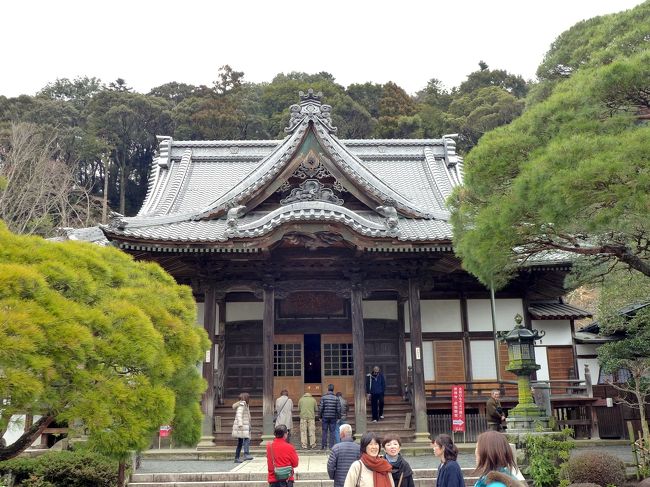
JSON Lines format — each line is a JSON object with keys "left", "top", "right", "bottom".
{"left": 0, "top": 450, "right": 120, "bottom": 487}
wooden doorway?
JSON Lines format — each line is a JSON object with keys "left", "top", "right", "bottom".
{"left": 321, "top": 333, "right": 354, "bottom": 399}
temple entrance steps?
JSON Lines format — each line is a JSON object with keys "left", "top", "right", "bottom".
{"left": 128, "top": 463, "right": 480, "bottom": 486}
{"left": 212, "top": 396, "right": 416, "bottom": 448}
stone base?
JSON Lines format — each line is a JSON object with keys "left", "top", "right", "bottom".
{"left": 259, "top": 434, "right": 274, "bottom": 446}
{"left": 505, "top": 415, "right": 552, "bottom": 435}
{"left": 413, "top": 431, "right": 431, "bottom": 443}
{"left": 196, "top": 436, "right": 216, "bottom": 450}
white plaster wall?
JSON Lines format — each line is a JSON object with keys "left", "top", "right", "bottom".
{"left": 470, "top": 341, "right": 497, "bottom": 380}
{"left": 467, "top": 299, "right": 524, "bottom": 332}
{"left": 196, "top": 302, "right": 205, "bottom": 327}
{"left": 363, "top": 300, "right": 398, "bottom": 320}
{"left": 576, "top": 343, "right": 599, "bottom": 356}
{"left": 405, "top": 341, "right": 411, "bottom": 368}
{"left": 423, "top": 341, "right": 435, "bottom": 380}
{"left": 2, "top": 415, "right": 42, "bottom": 447}
{"left": 535, "top": 348, "right": 550, "bottom": 380}
{"left": 577, "top": 358, "right": 601, "bottom": 382}
{"left": 226, "top": 302, "right": 263, "bottom": 321}
{"left": 532, "top": 320, "right": 572, "bottom": 346}
{"left": 404, "top": 302, "right": 410, "bottom": 332}
{"left": 421, "top": 300, "right": 462, "bottom": 332}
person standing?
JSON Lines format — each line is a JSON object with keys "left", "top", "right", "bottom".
{"left": 232, "top": 392, "right": 253, "bottom": 463}
{"left": 473, "top": 431, "right": 525, "bottom": 487}
{"left": 382, "top": 434, "right": 414, "bottom": 487}
{"left": 327, "top": 423, "right": 361, "bottom": 487}
{"left": 432, "top": 433, "right": 464, "bottom": 487}
{"left": 344, "top": 432, "right": 394, "bottom": 487}
{"left": 334, "top": 392, "right": 348, "bottom": 444}
{"left": 298, "top": 391, "right": 318, "bottom": 449}
{"left": 266, "top": 424, "right": 299, "bottom": 487}
{"left": 366, "top": 366, "right": 386, "bottom": 423}
{"left": 486, "top": 390, "right": 506, "bottom": 432}
{"left": 319, "top": 383, "right": 341, "bottom": 450}
{"left": 275, "top": 389, "right": 294, "bottom": 443}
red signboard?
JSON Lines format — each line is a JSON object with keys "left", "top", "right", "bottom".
{"left": 159, "top": 425, "right": 172, "bottom": 437}
{"left": 451, "top": 385, "right": 465, "bottom": 432}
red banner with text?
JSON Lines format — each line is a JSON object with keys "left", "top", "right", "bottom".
{"left": 451, "top": 385, "right": 465, "bottom": 432}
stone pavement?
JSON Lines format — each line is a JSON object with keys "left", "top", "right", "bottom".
{"left": 136, "top": 441, "right": 635, "bottom": 474}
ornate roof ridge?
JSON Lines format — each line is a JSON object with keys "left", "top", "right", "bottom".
{"left": 341, "top": 139, "right": 446, "bottom": 146}
{"left": 224, "top": 201, "right": 399, "bottom": 240}
{"left": 169, "top": 140, "right": 283, "bottom": 147}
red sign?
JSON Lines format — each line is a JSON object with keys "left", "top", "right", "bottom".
{"left": 159, "top": 425, "right": 172, "bottom": 437}
{"left": 451, "top": 385, "right": 465, "bottom": 432}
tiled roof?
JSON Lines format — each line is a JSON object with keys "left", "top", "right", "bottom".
{"left": 528, "top": 303, "right": 593, "bottom": 320}
{"left": 103, "top": 91, "right": 463, "bottom": 247}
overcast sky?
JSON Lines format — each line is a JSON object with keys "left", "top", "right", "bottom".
{"left": 3, "top": 0, "right": 643, "bottom": 98}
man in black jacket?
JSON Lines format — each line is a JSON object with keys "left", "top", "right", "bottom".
{"left": 366, "top": 365, "right": 386, "bottom": 422}
{"left": 319, "top": 384, "right": 341, "bottom": 450}
{"left": 327, "top": 423, "right": 360, "bottom": 487}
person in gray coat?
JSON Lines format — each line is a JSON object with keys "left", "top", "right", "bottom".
{"left": 327, "top": 423, "right": 361, "bottom": 487}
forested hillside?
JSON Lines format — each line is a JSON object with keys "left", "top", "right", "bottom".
{"left": 0, "top": 63, "right": 526, "bottom": 231}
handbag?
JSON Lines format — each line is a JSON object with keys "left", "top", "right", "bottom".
{"left": 274, "top": 396, "right": 290, "bottom": 424}
{"left": 270, "top": 442, "right": 293, "bottom": 480}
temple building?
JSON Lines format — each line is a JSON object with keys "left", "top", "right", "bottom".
{"left": 101, "top": 90, "right": 592, "bottom": 445}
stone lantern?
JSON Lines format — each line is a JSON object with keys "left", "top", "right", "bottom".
{"left": 498, "top": 314, "right": 551, "bottom": 432}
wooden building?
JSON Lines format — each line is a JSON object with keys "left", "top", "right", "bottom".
{"left": 101, "top": 90, "right": 591, "bottom": 444}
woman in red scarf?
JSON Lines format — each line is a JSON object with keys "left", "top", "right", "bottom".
{"left": 344, "top": 432, "right": 394, "bottom": 487}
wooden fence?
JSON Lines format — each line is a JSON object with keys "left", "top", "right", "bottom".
{"left": 427, "top": 413, "right": 488, "bottom": 443}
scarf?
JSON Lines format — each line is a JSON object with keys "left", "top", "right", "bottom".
{"left": 361, "top": 453, "right": 393, "bottom": 487}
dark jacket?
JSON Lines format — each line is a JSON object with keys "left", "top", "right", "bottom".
{"left": 436, "top": 459, "right": 464, "bottom": 487}
{"left": 319, "top": 391, "right": 341, "bottom": 420}
{"left": 327, "top": 437, "right": 361, "bottom": 487}
{"left": 366, "top": 372, "right": 386, "bottom": 395}
{"left": 486, "top": 397, "right": 504, "bottom": 424}
{"left": 386, "top": 454, "right": 414, "bottom": 487}
{"left": 266, "top": 437, "right": 299, "bottom": 483}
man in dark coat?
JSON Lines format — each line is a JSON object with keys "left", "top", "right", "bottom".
{"left": 319, "top": 383, "right": 341, "bottom": 450}
{"left": 366, "top": 365, "right": 386, "bottom": 422}
{"left": 327, "top": 423, "right": 360, "bottom": 487}
{"left": 486, "top": 390, "right": 506, "bottom": 432}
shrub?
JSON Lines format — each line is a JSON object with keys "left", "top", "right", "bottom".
{"left": 0, "top": 450, "right": 120, "bottom": 487}
{"left": 522, "top": 429, "right": 575, "bottom": 487}
{"left": 567, "top": 484, "right": 602, "bottom": 487}
{"left": 561, "top": 450, "right": 626, "bottom": 487}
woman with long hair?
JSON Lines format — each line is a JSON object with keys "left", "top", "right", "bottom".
{"left": 473, "top": 431, "right": 525, "bottom": 487}
{"left": 432, "top": 433, "right": 464, "bottom": 487}
{"left": 232, "top": 392, "right": 253, "bottom": 463}
{"left": 344, "top": 432, "right": 394, "bottom": 487}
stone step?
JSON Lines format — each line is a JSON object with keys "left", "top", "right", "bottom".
{"left": 128, "top": 469, "right": 480, "bottom": 487}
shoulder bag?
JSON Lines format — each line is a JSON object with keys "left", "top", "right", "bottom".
{"left": 270, "top": 442, "right": 293, "bottom": 480}
{"left": 273, "top": 396, "right": 290, "bottom": 424}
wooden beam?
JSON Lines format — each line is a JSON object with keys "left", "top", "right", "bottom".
{"left": 198, "top": 286, "right": 217, "bottom": 447}
{"left": 408, "top": 278, "right": 430, "bottom": 442}
{"left": 397, "top": 299, "right": 408, "bottom": 397}
{"left": 351, "top": 280, "right": 367, "bottom": 438}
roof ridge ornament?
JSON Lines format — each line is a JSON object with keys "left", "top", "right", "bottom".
{"left": 285, "top": 89, "right": 338, "bottom": 134}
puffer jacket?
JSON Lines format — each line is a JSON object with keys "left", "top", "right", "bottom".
{"left": 231, "top": 400, "right": 251, "bottom": 439}
{"left": 319, "top": 392, "right": 341, "bottom": 420}
{"left": 327, "top": 437, "right": 361, "bottom": 487}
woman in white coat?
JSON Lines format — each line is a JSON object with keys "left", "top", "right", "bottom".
{"left": 232, "top": 392, "right": 253, "bottom": 463}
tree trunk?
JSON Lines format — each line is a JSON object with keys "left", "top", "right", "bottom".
{"left": 102, "top": 157, "right": 109, "bottom": 224}
{"left": 117, "top": 461, "right": 126, "bottom": 487}
{"left": 119, "top": 161, "right": 126, "bottom": 216}
{"left": 634, "top": 381, "right": 650, "bottom": 467}
{"left": 0, "top": 415, "right": 55, "bottom": 461}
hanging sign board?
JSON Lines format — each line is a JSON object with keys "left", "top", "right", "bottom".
{"left": 451, "top": 385, "right": 465, "bottom": 432}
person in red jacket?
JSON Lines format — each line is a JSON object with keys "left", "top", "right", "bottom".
{"left": 266, "top": 424, "right": 300, "bottom": 486}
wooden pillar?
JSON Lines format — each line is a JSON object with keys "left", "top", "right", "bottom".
{"left": 397, "top": 298, "right": 408, "bottom": 397}
{"left": 408, "top": 278, "right": 430, "bottom": 442}
{"left": 261, "top": 283, "right": 275, "bottom": 443}
{"left": 460, "top": 294, "right": 473, "bottom": 385}
{"left": 351, "top": 280, "right": 367, "bottom": 439}
{"left": 215, "top": 295, "right": 227, "bottom": 406}
{"left": 198, "top": 286, "right": 217, "bottom": 448}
